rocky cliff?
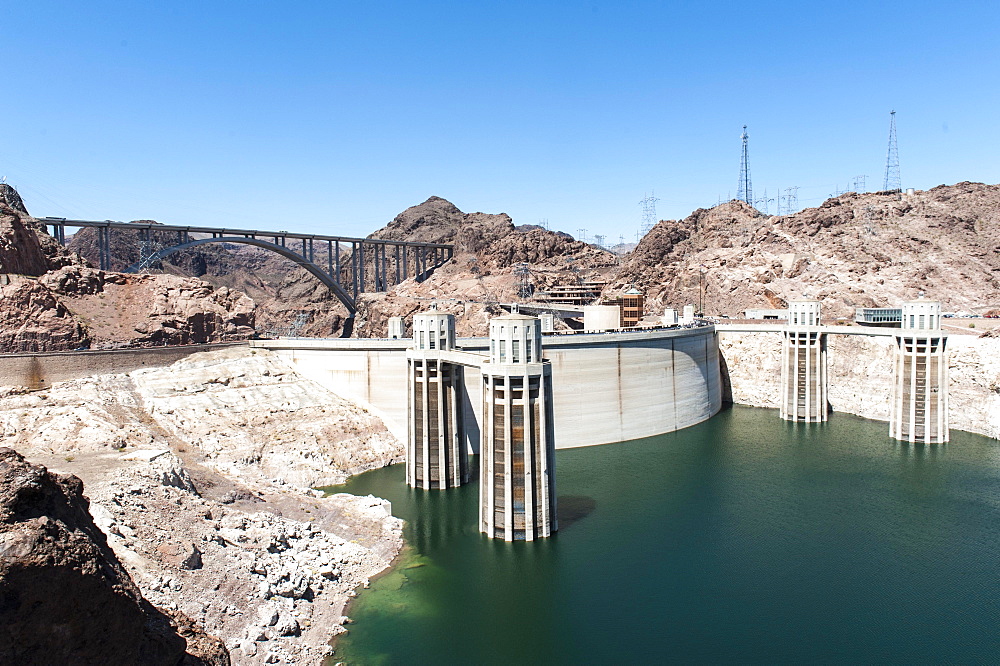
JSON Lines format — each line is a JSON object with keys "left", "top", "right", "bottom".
{"left": 0, "top": 447, "right": 228, "bottom": 665}
{"left": 613, "top": 182, "right": 1000, "bottom": 318}
{"left": 0, "top": 184, "right": 82, "bottom": 276}
{"left": 0, "top": 267, "right": 255, "bottom": 352}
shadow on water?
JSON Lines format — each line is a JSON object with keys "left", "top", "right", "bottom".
{"left": 555, "top": 495, "right": 596, "bottom": 529}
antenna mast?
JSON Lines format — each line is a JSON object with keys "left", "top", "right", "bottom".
{"left": 737, "top": 125, "right": 752, "bottom": 205}
{"left": 883, "top": 110, "right": 900, "bottom": 192}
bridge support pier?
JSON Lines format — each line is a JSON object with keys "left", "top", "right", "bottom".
{"left": 780, "top": 301, "right": 828, "bottom": 422}
{"left": 406, "top": 308, "right": 467, "bottom": 489}
{"left": 890, "top": 300, "right": 948, "bottom": 443}
{"left": 480, "top": 311, "right": 556, "bottom": 541}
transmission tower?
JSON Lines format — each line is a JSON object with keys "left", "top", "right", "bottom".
{"left": 287, "top": 312, "right": 310, "bottom": 337}
{"left": 514, "top": 262, "right": 532, "bottom": 299}
{"left": 754, "top": 188, "right": 775, "bottom": 215}
{"left": 736, "top": 125, "right": 752, "bottom": 205}
{"left": 594, "top": 234, "right": 606, "bottom": 248}
{"left": 782, "top": 186, "right": 800, "bottom": 214}
{"left": 883, "top": 110, "right": 901, "bottom": 192}
{"left": 851, "top": 175, "right": 868, "bottom": 193}
{"left": 135, "top": 238, "right": 163, "bottom": 273}
{"left": 576, "top": 228, "right": 588, "bottom": 243}
{"left": 468, "top": 258, "right": 500, "bottom": 313}
{"left": 638, "top": 192, "right": 659, "bottom": 238}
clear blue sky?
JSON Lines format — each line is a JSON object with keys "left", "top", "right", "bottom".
{"left": 4, "top": 1, "right": 999, "bottom": 242}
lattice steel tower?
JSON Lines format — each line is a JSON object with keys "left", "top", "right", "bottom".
{"left": 638, "top": 193, "right": 659, "bottom": 238}
{"left": 883, "top": 110, "right": 901, "bottom": 192}
{"left": 737, "top": 125, "right": 752, "bottom": 205}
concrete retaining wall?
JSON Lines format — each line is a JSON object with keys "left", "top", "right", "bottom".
{"left": 0, "top": 343, "right": 247, "bottom": 390}
{"left": 253, "top": 326, "right": 722, "bottom": 450}
{"left": 717, "top": 330, "right": 1000, "bottom": 440}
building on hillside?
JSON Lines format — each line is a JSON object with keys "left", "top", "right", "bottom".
{"left": 618, "top": 287, "right": 644, "bottom": 328}
{"left": 855, "top": 307, "right": 902, "bottom": 327}
{"left": 533, "top": 281, "right": 606, "bottom": 306}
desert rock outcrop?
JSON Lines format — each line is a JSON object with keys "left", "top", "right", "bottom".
{"left": 613, "top": 182, "right": 1000, "bottom": 317}
{"left": 0, "top": 447, "right": 228, "bottom": 665}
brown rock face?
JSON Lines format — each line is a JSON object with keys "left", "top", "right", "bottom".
{"left": 0, "top": 276, "right": 90, "bottom": 351}
{"left": 612, "top": 182, "right": 1000, "bottom": 317}
{"left": 0, "top": 447, "right": 228, "bottom": 665}
{"left": 41, "top": 266, "right": 256, "bottom": 348}
{"left": 0, "top": 267, "right": 256, "bottom": 352}
{"left": 0, "top": 186, "right": 50, "bottom": 277}
{"left": 371, "top": 196, "right": 616, "bottom": 270}
{"left": 0, "top": 184, "right": 87, "bottom": 275}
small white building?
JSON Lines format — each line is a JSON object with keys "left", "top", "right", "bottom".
{"left": 787, "top": 300, "right": 821, "bottom": 327}
{"left": 744, "top": 308, "right": 788, "bottom": 321}
{"left": 901, "top": 299, "right": 941, "bottom": 331}
{"left": 387, "top": 316, "right": 406, "bottom": 339}
{"left": 583, "top": 305, "right": 620, "bottom": 332}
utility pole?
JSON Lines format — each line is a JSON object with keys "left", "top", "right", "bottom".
{"left": 883, "top": 110, "right": 901, "bottom": 192}
{"left": 737, "top": 125, "right": 752, "bottom": 205}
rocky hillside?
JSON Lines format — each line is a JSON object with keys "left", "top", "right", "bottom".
{"left": 0, "top": 189, "right": 257, "bottom": 352}
{"left": 0, "top": 447, "right": 228, "bottom": 665}
{"left": 347, "top": 196, "right": 619, "bottom": 337}
{"left": 370, "top": 196, "right": 615, "bottom": 270}
{"left": 611, "top": 182, "right": 1000, "bottom": 318}
{"left": 0, "top": 184, "right": 82, "bottom": 276}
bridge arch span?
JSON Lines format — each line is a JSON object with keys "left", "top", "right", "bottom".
{"left": 124, "top": 236, "right": 358, "bottom": 314}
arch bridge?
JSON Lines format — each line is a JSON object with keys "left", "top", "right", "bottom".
{"left": 42, "top": 218, "right": 453, "bottom": 314}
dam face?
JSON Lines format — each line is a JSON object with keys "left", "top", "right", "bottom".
{"left": 253, "top": 324, "right": 723, "bottom": 451}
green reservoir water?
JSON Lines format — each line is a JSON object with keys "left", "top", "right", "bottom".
{"left": 330, "top": 405, "right": 1000, "bottom": 664}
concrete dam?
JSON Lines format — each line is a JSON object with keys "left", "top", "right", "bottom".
{"left": 251, "top": 318, "right": 724, "bottom": 452}
{"left": 254, "top": 310, "right": 723, "bottom": 541}
{"left": 252, "top": 298, "right": 952, "bottom": 540}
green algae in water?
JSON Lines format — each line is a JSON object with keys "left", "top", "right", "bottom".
{"left": 330, "top": 406, "right": 1000, "bottom": 665}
